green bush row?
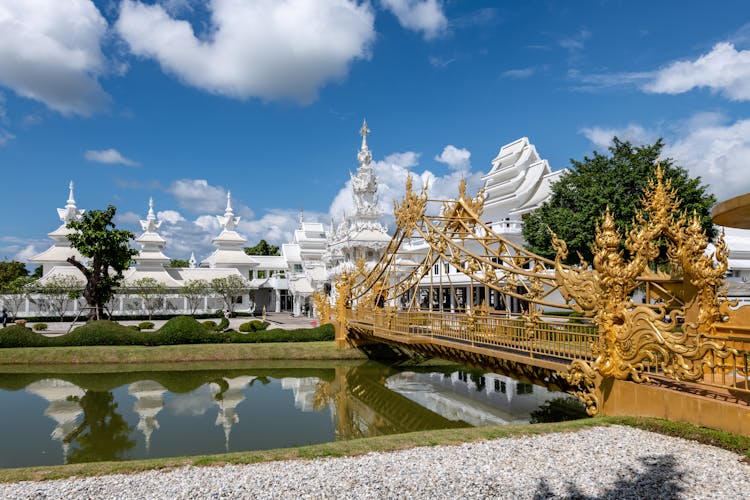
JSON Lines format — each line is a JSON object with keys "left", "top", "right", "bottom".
{"left": 238, "top": 320, "right": 270, "bottom": 332}
{"left": 0, "top": 316, "right": 334, "bottom": 348}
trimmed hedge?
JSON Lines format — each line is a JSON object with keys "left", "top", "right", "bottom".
{"left": 138, "top": 321, "right": 155, "bottom": 330}
{"left": 230, "top": 324, "right": 334, "bottom": 343}
{"left": 239, "top": 320, "right": 270, "bottom": 332}
{"left": 0, "top": 317, "right": 333, "bottom": 348}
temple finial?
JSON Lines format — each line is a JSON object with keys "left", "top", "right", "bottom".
{"left": 360, "top": 119, "right": 370, "bottom": 150}
{"left": 225, "top": 191, "right": 233, "bottom": 214}
{"left": 67, "top": 180, "right": 75, "bottom": 205}
{"left": 147, "top": 197, "right": 155, "bottom": 220}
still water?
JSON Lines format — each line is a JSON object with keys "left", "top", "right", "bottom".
{"left": 0, "top": 361, "right": 570, "bottom": 468}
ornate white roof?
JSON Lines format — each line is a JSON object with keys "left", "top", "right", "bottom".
{"left": 202, "top": 192, "right": 258, "bottom": 268}
{"left": 481, "top": 137, "right": 566, "bottom": 224}
{"left": 134, "top": 197, "right": 170, "bottom": 270}
{"left": 30, "top": 181, "right": 85, "bottom": 270}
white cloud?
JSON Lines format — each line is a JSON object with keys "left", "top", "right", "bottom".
{"left": 664, "top": 115, "right": 750, "bottom": 201}
{"left": 115, "top": 0, "right": 375, "bottom": 103}
{"left": 559, "top": 29, "right": 590, "bottom": 52}
{"left": 329, "top": 145, "right": 483, "bottom": 227}
{"left": 501, "top": 67, "right": 536, "bottom": 79}
{"left": 0, "top": 129, "right": 14, "bottom": 148}
{"left": 580, "top": 124, "right": 659, "bottom": 151}
{"left": 381, "top": 0, "right": 447, "bottom": 40}
{"left": 0, "top": 0, "right": 110, "bottom": 115}
{"left": 644, "top": 43, "right": 750, "bottom": 101}
{"left": 15, "top": 244, "right": 40, "bottom": 263}
{"left": 84, "top": 148, "right": 140, "bottom": 166}
{"left": 167, "top": 179, "right": 254, "bottom": 219}
{"left": 115, "top": 210, "right": 141, "bottom": 225}
{"left": 580, "top": 114, "right": 750, "bottom": 202}
{"left": 157, "top": 210, "right": 185, "bottom": 224}
{"left": 435, "top": 145, "right": 470, "bottom": 172}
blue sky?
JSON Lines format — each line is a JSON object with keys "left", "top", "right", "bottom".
{"left": 1, "top": 0, "right": 750, "bottom": 265}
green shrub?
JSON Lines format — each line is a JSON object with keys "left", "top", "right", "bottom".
{"left": 33, "top": 323, "right": 48, "bottom": 331}
{"left": 54, "top": 321, "right": 143, "bottom": 347}
{"left": 128, "top": 325, "right": 141, "bottom": 331}
{"left": 239, "top": 320, "right": 270, "bottom": 332}
{"left": 138, "top": 321, "right": 155, "bottom": 330}
{"left": 155, "top": 316, "right": 222, "bottom": 345}
{"left": 230, "top": 324, "right": 334, "bottom": 343}
{"left": 216, "top": 317, "right": 229, "bottom": 331}
{"left": 202, "top": 320, "right": 217, "bottom": 329}
{"left": 0, "top": 325, "right": 50, "bottom": 348}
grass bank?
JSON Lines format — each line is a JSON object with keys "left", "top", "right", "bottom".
{"left": 0, "top": 341, "right": 367, "bottom": 365}
{"left": 0, "top": 416, "right": 747, "bottom": 483}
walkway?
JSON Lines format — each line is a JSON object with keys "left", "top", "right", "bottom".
{"left": 13, "top": 312, "right": 320, "bottom": 336}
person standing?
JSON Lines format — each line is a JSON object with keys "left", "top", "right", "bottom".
{"left": 1, "top": 308, "right": 7, "bottom": 328}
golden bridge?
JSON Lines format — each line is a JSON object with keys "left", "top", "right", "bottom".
{"left": 314, "top": 167, "right": 750, "bottom": 436}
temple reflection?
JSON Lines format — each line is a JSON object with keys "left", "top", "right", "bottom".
{"left": 7, "top": 362, "right": 572, "bottom": 467}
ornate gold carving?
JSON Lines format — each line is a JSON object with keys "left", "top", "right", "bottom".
{"left": 312, "top": 291, "right": 331, "bottom": 325}
{"left": 393, "top": 175, "right": 428, "bottom": 234}
{"left": 556, "top": 165, "right": 736, "bottom": 399}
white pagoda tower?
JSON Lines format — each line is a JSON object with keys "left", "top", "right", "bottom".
{"left": 328, "top": 120, "right": 391, "bottom": 277}
{"left": 134, "top": 198, "right": 170, "bottom": 270}
{"left": 30, "top": 181, "right": 86, "bottom": 277}
{"left": 201, "top": 192, "right": 258, "bottom": 278}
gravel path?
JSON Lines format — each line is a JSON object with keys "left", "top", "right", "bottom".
{"left": 1, "top": 425, "right": 748, "bottom": 499}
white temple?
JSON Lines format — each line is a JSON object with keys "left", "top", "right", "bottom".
{"left": 128, "top": 380, "right": 167, "bottom": 453}
{"left": 327, "top": 120, "right": 391, "bottom": 278}
{"left": 25, "top": 379, "right": 85, "bottom": 463}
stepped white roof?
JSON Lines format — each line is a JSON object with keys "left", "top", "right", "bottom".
{"left": 482, "top": 137, "right": 566, "bottom": 224}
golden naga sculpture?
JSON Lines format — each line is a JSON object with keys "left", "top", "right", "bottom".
{"left": 552, "top": 165, "right": 735, "bottom": 413}
{"left": 311, "top": 290, "right": 332, "bottom": 325}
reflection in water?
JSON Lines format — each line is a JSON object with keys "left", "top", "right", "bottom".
{"left": 2, "top": 362, "right": 576, "bottom": 468}
{"left": 385, "top": 371, "right": 564, "bottom": 426}
{"left": 25, "top": 379, "right": 85, "bottom": 463}
{"left": 65, "top": 391, "right": 136, "bottom": 464}
{"left": 210, "top": 376, "right": 255, "bottom": 451}
{"left": 128, "top": 381, "right": 166, "bottom": 452}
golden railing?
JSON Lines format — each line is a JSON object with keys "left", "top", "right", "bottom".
{"left": 346, "top": 308, "right": 598, "bottom": 366}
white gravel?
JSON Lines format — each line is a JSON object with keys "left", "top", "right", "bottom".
{"left": 1, "top": 425, "right": 748, "bottom": 499}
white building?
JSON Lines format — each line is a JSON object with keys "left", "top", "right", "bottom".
{"left": 327, "top": 120, "right": 391, "bottom": 280}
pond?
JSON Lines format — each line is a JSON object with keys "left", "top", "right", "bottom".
{"left": 0, "top": 361, "right": 575, "bottom": 468}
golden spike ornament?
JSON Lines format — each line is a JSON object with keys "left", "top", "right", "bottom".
{"left": 312, "top": 291, "right": 332, "bottom": 325}
{"left": 393, "top": 175, "right": 428, "bottom": 234}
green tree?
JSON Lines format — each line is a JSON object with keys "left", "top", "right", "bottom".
{"left": 33, "top": 275, "right": 84, "bottom": 322}
{"left": 180, "top": 279, "right": 210, "bottom": 315}
{"left": 210, "top": 275, "right": 249, "bottom": 316}
{"left": 0, "top": 260, "right": 29, "bottom": 287}
{"left": 522, "top": 138, "right": 716, "bottom": 264}
{"left": 124, "top": 277, "right": 167, "bottom": 320}
{"left": 66, "top": 205, "right": 138, "bottom": 320}
{"left": 169, "top": 258, "right": 190, "bottom": 268}
{"left": 0, "top": 276, "right": 35, "bottom": 320}
{"left": 243, "top": 239, "right": 280, "bottom": 256}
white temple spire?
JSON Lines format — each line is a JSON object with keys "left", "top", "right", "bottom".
{"left": 217, "top": 191, "right": 240, "bottom": 232}
{"left": 360, "top": 119, "right": 370, "bottom": 151}
{"left": 139, "top": 197, "right": 162, "bottom": 233}
{"left": 189, "top": 252, "right": 197, "bottom": 268}
{"left": 225, "top": 191, "right": 233, "bottom": 215}
{"left": 67, "top": 180, "right": 75, "bottom": 206}
{"left": 57, "top": 180, "right": 84, "bottom": 223}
